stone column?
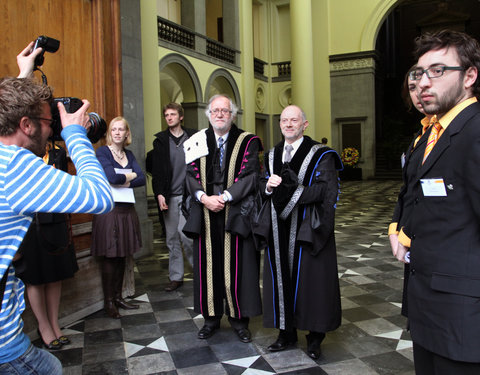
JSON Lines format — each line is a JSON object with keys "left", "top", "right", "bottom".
{"left": 290, "top": 0, "right": 315, "bottom": 136}
{"left": 182, "top": 102, "right": 209, "bottom": 130}
{"left": 123, "top": 0, "right": 152, "bottom": 257}
{"left": 330, "top": 52, "right": 377, "bottom": 179}
{"left": 239, "top": 0, "right": 255, "bottom": 133}
{"left": 181, "top": 0, "right": 206, "bottom": 34}
{"left": 223, "top": 0, "right": 239, "bottom": 49}
{"left": 182, "top": 0, "right": 207, "bottom": 54}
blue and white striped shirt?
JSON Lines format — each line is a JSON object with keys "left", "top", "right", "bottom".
{"left": 0, "top": 124, "right": 114, "bottom": 363}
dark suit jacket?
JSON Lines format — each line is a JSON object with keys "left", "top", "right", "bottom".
{"left": 151, "top": 126, "right": 196, "bottom": 200}
{"left": 391, "top": 127, "right": 429, "bottom": 318}
{"left": 392, "top": 128, "right": 428, "bottom": 230}
{"left": 403, "top": 101, "right": 480, "bottom": 362}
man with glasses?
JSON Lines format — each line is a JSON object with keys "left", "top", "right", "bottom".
{"left": 183, "top": 94, "right": 262, "bottom": 343}
{"left": 255, "top": 105, "right": 342, "bottom": 359}
{"left": 395, "top": 30, "right": 480, "bottom": 374}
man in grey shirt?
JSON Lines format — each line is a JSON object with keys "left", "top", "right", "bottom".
{"left": 152, "top": 103, "right": 196, "bottom": 291}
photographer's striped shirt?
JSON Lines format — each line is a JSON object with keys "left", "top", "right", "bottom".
{"left": 0, "top": 125, "right": 114, "bottom": 364}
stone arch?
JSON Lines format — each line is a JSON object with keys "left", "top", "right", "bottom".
{"left": 360, "top": 0, "right": 399, "bottom": 50}
{"left": 159, "top": 53, "right": 203, "bottom": 103}
{"left": 204, "top": 68, "right": 242, "bottom": 110}
{"left": 159, "top": 53, "right": 203, "bottom": 129}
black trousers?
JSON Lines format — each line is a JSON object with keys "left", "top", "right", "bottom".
{"left": 413, "top": 342, "right": 480, "bottom": 375}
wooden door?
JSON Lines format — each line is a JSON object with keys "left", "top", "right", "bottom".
{"left": 0, "top": 0, "right": 124, "bottom": 330}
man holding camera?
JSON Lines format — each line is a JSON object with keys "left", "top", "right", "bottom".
{"left": 0, "top": 42, "right": 114, "bottom": 374}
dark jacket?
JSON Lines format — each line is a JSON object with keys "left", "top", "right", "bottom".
{"left": 151, "top": 126, "right": 196, "bottom": 200}
{"left": 404, "top": 101, "right": 480, "bottom": 362}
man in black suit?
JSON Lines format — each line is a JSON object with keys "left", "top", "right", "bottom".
{"left": 395, "top": 30, "right": 480, "bottom": 374}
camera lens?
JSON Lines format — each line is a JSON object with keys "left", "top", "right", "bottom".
{"left": 51, "top": 98, "right": 107, "bottom": 143}
{"left": 87, "top": 112, "right": 107, "bottom": 144}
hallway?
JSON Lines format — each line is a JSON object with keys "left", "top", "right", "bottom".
{"left": 49, "top": 180, "right": 414, "bottom": 374}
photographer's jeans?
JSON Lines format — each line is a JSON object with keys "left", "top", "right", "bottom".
{"left": 0, "top": 344, "right": 62, "bottom": 375}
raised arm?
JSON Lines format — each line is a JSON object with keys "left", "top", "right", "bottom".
{"left": 5, "top": 125, "right": 114, "bottom": 215}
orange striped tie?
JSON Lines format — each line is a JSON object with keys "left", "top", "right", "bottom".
{"left": 422, "top": 121, "right": 442, "bottom": 164}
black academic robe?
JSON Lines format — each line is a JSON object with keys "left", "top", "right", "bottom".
{"left": 184, "top": 124, "right": 263, "bottom": 319}
{"left": 256, "top": 136, "right": 342, "bottom": 333}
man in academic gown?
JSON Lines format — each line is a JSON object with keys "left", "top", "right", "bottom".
{"left": 255, "top": 105, "right": 342, "bottom": 359}
{"left": 183, "top": 94, "right": 262, "bottom": 343}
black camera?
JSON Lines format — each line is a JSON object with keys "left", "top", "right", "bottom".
{"left": 51, "top": 98, "right": 107, "bottom": 144}
{"left": 32, "top": 36, "right": 60, "bottom": 69}
{"left": 31, "top": 36, "right": 107, "bottom": 143}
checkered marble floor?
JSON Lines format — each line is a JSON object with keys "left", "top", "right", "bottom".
{"left": 41, "top": 180, "right": 415, "bottom": 374}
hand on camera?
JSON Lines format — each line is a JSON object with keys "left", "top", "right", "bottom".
{"left": 58, "top": 99, "right": 91, "bottom": 130}
{"left": 17, "top": 42, "right": 43, "bottom": 78}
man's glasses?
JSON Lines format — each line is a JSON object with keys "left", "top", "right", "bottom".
{"left": 408, "top": 65, "right": 465, "bottom": 81}
{"left": 32, "top": 117, "right": 55, "bottom": 126}
{"left": 209, "top": 108, "right": 232, "bottom": 116}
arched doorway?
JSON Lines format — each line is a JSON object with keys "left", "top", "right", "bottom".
{"left": 204, "top": 68, "right": 242, "bottom": 127}
{"left": 159, "top": 54, "right": 203, "bottom": 130}
{"left": 374, "top": 0, "right": 480, "bottom": 178}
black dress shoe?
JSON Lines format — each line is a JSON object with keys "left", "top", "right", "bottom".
{"left": 268, "top": 329, "right": 298, "bottom": 352}
{"left": 165, "top": 280, "right": 183, "bottom": 292}
{"left": 37, "top": 329, "right": 62, "bottom": 350}
{"left": 268, "top": 330, "right": 297, "bottom": 352}
{"left": 57, "top": 335, "right": 70, "bottom": 345}
{"left": 235, "top": 328, "right": 252, "bottom": 343}
{"left": 306, "top": 332, "right": 325, "bottom": 360}
{"left": 198, "top": 324, "right": 218, "bottom": 339}
{"left": 268, "top": 337, "right": 293, "bottom": 351}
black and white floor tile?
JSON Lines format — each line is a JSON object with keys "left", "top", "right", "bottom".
{"left": 38, "top": 180, "right": 415, "bottom": 374}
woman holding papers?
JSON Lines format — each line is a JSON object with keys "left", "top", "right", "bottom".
{"left": 91, "top": 116, "right": 146, "bottom": 319}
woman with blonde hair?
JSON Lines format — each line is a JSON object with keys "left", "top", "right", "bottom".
{"left": 91, "top": 116, "right": 145, "bottom": 318}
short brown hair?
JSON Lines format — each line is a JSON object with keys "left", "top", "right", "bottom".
{"left": 163, "top": 102, "right": 184, "bottom": 118}
{"left": 0, "top": 77, "right": 53, "bottom": 136}
{"left": 414, "top": 30, "right": 480, "bottom": 98}
{"left": 106, "top": 116, "right": 132, "bottom": 146}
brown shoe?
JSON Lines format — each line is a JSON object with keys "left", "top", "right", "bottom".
{"left": 114, "top": 296, "right": 139, "bottom": 310}
{"left": 165, "top": 280, "right": 183, "bottom": 292}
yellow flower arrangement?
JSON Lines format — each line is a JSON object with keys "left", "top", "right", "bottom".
{"left": 341, "top": 147, "right": 360, "bottom": 167}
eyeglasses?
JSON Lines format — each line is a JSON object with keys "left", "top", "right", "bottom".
{"left": 209, "top": 108, "right": 232, "bottom": 116}
{"left": 280, "top": 117, "right": 302, "bottom": 125}
{"left": 409, "top": 65, "right": 465, "bottom": 81}
{"left": 32, "top": 117, "right": 55, "bottom": 126}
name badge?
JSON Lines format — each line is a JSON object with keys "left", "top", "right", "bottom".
{"left": 420, "top": 178, "right": 447, "bottom": 197}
